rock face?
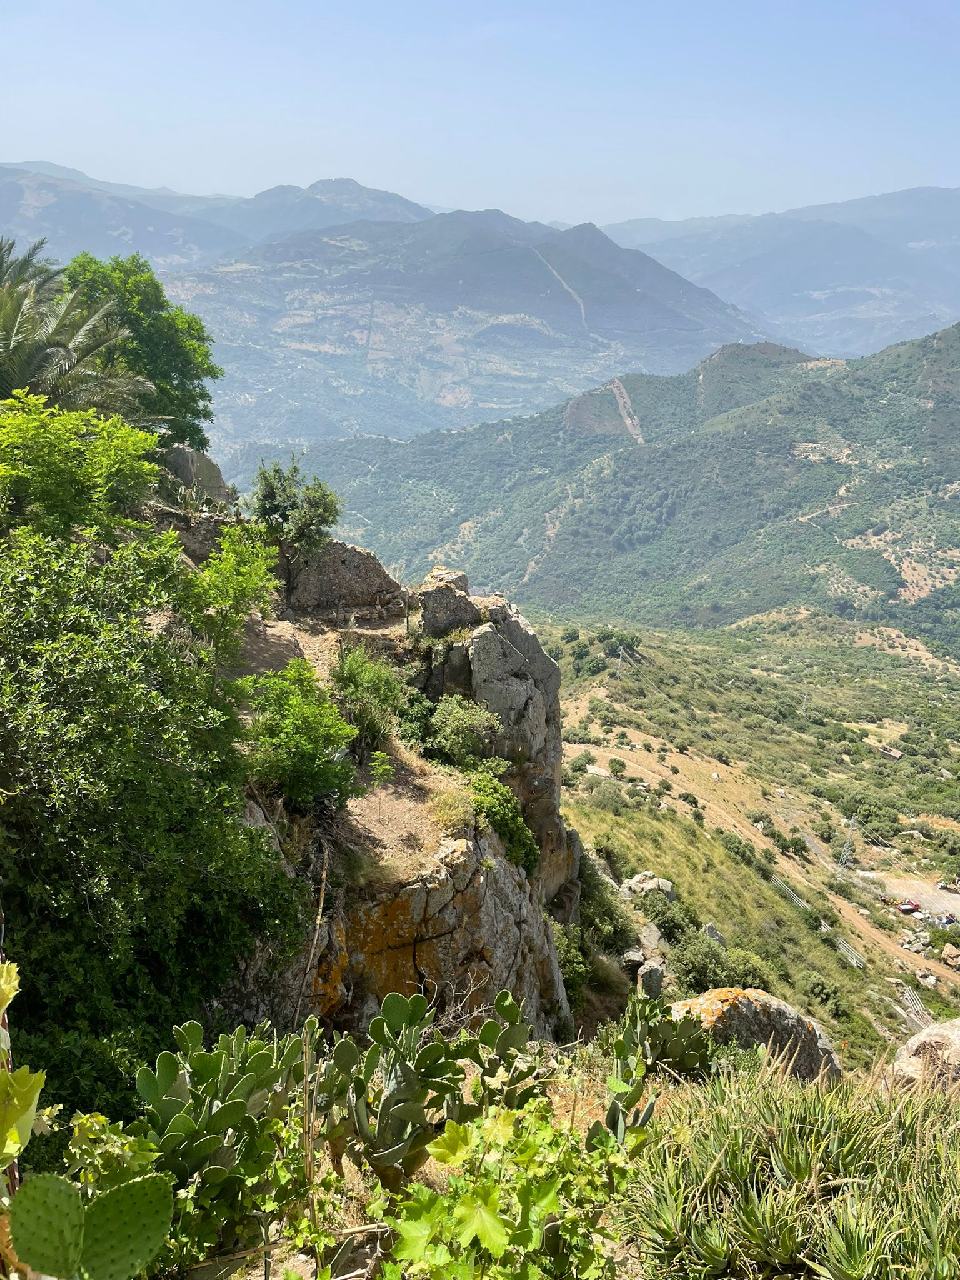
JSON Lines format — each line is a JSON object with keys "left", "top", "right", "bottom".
{"left": 307, "top": 830, "right": 570, "bottom": 1037}
{"left": 163, "top": 446, "right": 233, "bottom": 503}
{"left": 620, "top": 873, "right": 676, "bottom": 902}
{"left": 893, "top": 1018, "right": 960, "bottom": 1087}
{"left": 418, "top": 571, "right": 580, "bottom": 912}
{"left": 287, "top": 541, "right": 405, "bottom": 616}
{"left": 421, "top": 584, "right": 482, "bottom": 638}
{"left": 672, "top": 988, "right": 841, "bottom": 1081}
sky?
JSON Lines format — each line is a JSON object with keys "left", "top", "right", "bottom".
{"left": 6, "top": 0, "right": 960, "bottom": 224}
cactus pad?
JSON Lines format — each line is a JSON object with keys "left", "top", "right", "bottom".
{"left": 9, "top": 1173, "right": 84, "bottom": 1279}
{"left": 79, "top": 1174, "right": 172, "bottom": 1280}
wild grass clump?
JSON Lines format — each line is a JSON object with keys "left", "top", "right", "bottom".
{"left": 616, "top": 1059, "right": 960, "bottom": 1277}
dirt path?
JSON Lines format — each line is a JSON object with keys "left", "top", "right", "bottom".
{"left": 607, "top": 378, "right": 645, "bottom": 443}
{"left": 531, "top": 249, "right": 588, "bottom": 331}
{"left": 827, "top": 894, "right": 960, "bottom": 987}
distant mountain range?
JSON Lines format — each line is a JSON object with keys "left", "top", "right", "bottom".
{"left": 0, "top": 161, "right": 432, "bottom": 265}
{"left": 3, "top": 161, "right": 960, "bottom": 445}
{"left": 605, "top": 187, "right": 960, "bottom": 356}
{"left": 1, "top": 161, "right": 764, "bottom": 441}
{"left": 286, "top": 327, "right": 960, "bottom": 651}
{"left": 173, "top": 210, "right": 763, "bottom": 446}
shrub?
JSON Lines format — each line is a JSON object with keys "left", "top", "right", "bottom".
{"left": 470, "top": 771, "right": 539, "bottom": 872}
{"left": 0, "top": 391, "right": 157, "bottom": 537}
{"left": 430, "top": 694, "right": 500, "bottom": 767}
{"left": 553, "top": 923, "right": 591, "bottom": 1008}
{"left": 330, "top": 643, "right": 406, "bottom": 763}
{"left": 578, "top": 853, "right": 638, "bottom": 956}
{"left": 0, "top": 530, "right": 303, "bottom": 1125}
{"left": 395, "top": 684, "right": 435, "bottom": 748}
{"left": 671, "top": 935, "right": 733, "bottom": 995}
{"left": 608, "top": 757, "right": 626, "bottom": 778}
{"left": 240, "top": 659, "right": 358, "bottom": 813}
{"left": 184, "top": 522, "right": 277, "bottom": 659}
{"left": 643, "top": 891, "right": 700, "bottom": 944}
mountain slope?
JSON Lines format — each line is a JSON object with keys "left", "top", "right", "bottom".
{"left": 0, "top": 164, "right": 244, "bottom": 266}
{"left": 0, "top": 162, "right": 433, "bottom": 265}
{"left": 173, "top": 210, "right": 763, "bottom": 447}
{"left": 605, "top": 187, "right": 960, "bottom": 356}
{"left": 277, "top": 329, "right": 960, "bottom": 651}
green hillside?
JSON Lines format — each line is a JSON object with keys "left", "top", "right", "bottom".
{"left": 308, "top": 328, "right": 960, "bottom": 653}
{"left": 548, "top": 609, "right": 960, "bottom": 1064}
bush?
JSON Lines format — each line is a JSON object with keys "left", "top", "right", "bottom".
{"left": 240, "top": 659, "right": 358, "bottom": 813}
{"left": 578, "top": 853, "right": 638, "bottom": 956}
{"left": 553, "top": 923, "right": 591, "bottom": 1008}
{"left": 0, "top": 391, "right": 157, "bottom": 537}
{"left": 330, "top": 643, "right": 406, "bottom": 763}
{"left": 643, "top": 890, "right": 700, "bottom": 944}
{"left": 671, "top": 935, "right": 733, "bottom": 994}
{"left": 470, "top": 770, "right": 539, "bottom": 872}
{"left": 430, "top": 694, "right": 500, "bottom": 767}
{"left": 0, "top": 530, "right": 303, "bottom": 1126}
{"left": 608, "top": 757, "right": 626, "bottom": 778}
{"left": 184, "top": 523, "right": 277, "bottom": 658}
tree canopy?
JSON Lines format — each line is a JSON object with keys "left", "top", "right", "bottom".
{"left": 66, "top": 252, "right": 222, "bottom": 449}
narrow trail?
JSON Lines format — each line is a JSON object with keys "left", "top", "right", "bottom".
{"left": 607, "top": 377, "right": 645, "bottom": 443}
{"left": 531, "top": 249, "right": 588, "bottom": 331}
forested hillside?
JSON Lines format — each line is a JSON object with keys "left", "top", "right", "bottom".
{"left": 307, "top": 329, "right": 960, "bottom": 653}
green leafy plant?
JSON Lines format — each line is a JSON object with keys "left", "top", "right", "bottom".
{"left": 330, "top": 643, "right": 406, "bottom": 764}
{"left": 132, "top": 1020, "right": 307, "bottom": 1270}
{"left": 430, "top": 695, "right": 500, "bottom": 768}
{"left": 0, "top": 391, "right": 157, "bottom": 538}
{"left": 239, "top": 658, "right": 359, "bottom": 813}
{"left": 331, "top": 993, "right": 468, "bottom": 1191}
{"left": 470, "top": 770, "right": 539, "bottom": 873}
{"left": 383, "top": 1098, "right": 646, "bottom": 1279}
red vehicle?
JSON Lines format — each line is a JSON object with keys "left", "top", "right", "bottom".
{"left": 897, "top": 899, "right": 921, "bottom": 914}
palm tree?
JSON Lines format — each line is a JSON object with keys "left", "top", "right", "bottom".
{"left": 0, "top": 238, "right": 152, "bottom": 417}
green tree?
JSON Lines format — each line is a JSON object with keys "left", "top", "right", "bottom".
{"left": 248, "top": 460, "right": 342, "bottom": 582}
{"left": 66, "top": 252, "right": 223, "bottom": 449}
{"left": 0, "top": 392, "right": 157, "bottom": 537}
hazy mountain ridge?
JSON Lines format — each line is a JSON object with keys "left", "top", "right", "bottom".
{"left": 605, "top": 187, "right": 960, "bottom": 355}
{"left": 276, "top": 328, "right": 960, "bottom": 649}
{"left": 0, "top": 161, "right": 433, "bottom": 266}
{"left": 170, "top": 210, "right": 763, "bottom": 447}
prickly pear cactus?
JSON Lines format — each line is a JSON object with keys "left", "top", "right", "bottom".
{"left": 8, "top": 1173, "right": 84, "bottom": 1279}
{"left": 8, "top": 1172, "right": 172, "bottom": 1280}
{"left": 80, "top": 1174, "right": 173, "bottom": 1280}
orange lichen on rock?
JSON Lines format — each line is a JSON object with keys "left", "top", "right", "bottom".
{"left": 672, "top": 987, "right": 841, "bottom": 1081}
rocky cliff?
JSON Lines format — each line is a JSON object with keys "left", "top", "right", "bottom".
{"left": 250, "top": 560, "right": 581, "bottom": 1038}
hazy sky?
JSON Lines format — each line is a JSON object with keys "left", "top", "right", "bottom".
{"left": 7, "top": 0, "right": 960, "bottom": 224}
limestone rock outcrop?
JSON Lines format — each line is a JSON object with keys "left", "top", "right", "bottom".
{"left": 421, "top": 584, "right": 482, "bottom": 638}
{"left": 287, "top": 541, "right": 405, "bottom": 616}
{"left": 672, "top": 988, "right": 841, "bottom": 1081}
{"left": 419, "top": 569, "right": 580, "bottom": 913}
{"left": 306, "top": 829, "right": 570, "bottom": 1037}
{"left": 163, "top": 446, "right": 233, "bottom": 504}
{"left": 893, "top": 1018, "right": 960, "bottom": 1087}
